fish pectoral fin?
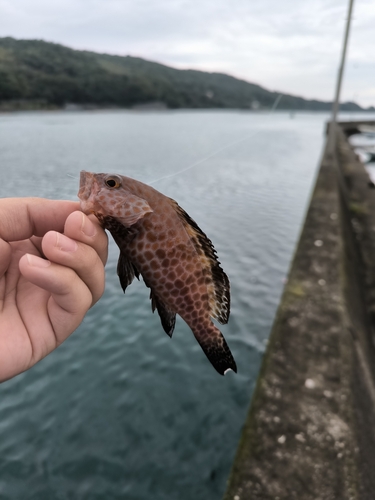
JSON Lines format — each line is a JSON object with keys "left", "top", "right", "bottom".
{"left": 117, "top": 252, "right": 139, "bottom": 293}
{"left": 193, "top": 322, "right": 237, "bottom": 375}
{"left": 117, "top": 194, "right": 153, "bottom": 227}
{"left": 149, "top": 290, "right": 176, "bottom": 338}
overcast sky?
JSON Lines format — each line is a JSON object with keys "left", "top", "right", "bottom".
{"left": 1, "top": 0, "right": 374, "bottom": 107}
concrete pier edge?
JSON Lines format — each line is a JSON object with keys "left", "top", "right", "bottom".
{"left": 223, "top": 121, "right": 375, "bottom": 500}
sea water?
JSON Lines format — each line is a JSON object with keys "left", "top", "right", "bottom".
{"left": 0, "top": 109, "right": 358, "bottom": 499}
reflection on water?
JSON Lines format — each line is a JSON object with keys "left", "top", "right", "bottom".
{"left": 0, "top": 109, "right": 345, "bottom": 499}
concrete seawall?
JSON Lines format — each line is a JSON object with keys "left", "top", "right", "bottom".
{"left": 223, "top": 121, "right": 375, "bottom": 500}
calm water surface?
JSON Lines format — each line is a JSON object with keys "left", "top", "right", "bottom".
{"left": 0, "top": 110, "right": 354, "bottom": 499}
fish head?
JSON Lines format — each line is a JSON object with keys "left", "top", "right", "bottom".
{"left": 78, "top": 170, "right": 153, "bottom": 227}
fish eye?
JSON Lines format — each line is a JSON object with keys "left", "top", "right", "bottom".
{"left": 104, "top": 176, "right": 122, "bottom": 189}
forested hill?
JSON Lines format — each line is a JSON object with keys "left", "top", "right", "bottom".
{"left": 0, "top": 37, "right": 367, "bottom": 111}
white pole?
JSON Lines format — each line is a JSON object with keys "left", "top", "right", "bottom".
{"left": 328, "top": 0, "right": 355, "bottom": 155}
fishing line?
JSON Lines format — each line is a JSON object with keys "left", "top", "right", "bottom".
{"left": 148, "top": 93, "right": 283, "bottom": 186}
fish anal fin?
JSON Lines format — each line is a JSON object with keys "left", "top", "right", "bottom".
{"left": 192, "top": 321, "right": 237, "bottom": 375}
{"left": 117, "top": 252, "right": 139, "bottom": 293}
{"left": 149, "top": 290, "right": 176, "bottom": 338}
{"left": 171, "top": 200, "right": 230, "bottom": 324}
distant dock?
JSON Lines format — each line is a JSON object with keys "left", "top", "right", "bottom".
{"left": 223, "top": 120, "right": 375, "bottom": 500}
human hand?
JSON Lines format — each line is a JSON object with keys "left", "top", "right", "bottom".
{"left": 0, "top": 198, "right": 108, "bottom": 382}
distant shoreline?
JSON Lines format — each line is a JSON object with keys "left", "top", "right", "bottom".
{"left": 1, "top": 104, "right": 375, "bottom": 115}
{"left": 1, "top": 38, "right": 373, "bottom": 112}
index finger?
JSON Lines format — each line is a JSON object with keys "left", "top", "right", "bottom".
{"left": 0, "top": 198, "right": 80, "bottom": 242}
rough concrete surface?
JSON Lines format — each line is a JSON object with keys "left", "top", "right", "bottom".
{"left": 223, "top": 122, "right": 375, "bottom": 500}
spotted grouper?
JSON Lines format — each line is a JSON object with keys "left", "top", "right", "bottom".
{"left": 78, "top": 171, "right": 237, "bottom": 375}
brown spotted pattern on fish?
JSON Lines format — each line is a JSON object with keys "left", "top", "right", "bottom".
{"left": 78, "top": 170, "right": 237, "bottom": 375}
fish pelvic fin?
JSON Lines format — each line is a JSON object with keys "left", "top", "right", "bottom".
{"left": 171, "top": 201, "right": 230, "bottom": 324}
{"left": 117, "top": 252, "right": 139, "bottom": 293}
{"left": 192, "top": 321, "right": 237, "bottom": 375}
{"left": 150, "top": 290, "right": 176, "bottom": 338}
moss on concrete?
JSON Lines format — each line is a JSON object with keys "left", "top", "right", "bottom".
{"left": 286, "top": 281, "right": 306, "bottom": 298}
{"left": 349, "top": 202, "right": 368, "bottom": 216}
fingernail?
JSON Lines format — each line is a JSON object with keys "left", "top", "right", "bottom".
{"left": 26, "top": 254, "right": 51, "bottom": 268}
{"left": 56, "top": 233, "right": 78, "bottom": 252}
{"left": 81, "top": 213, "right": 97, "bottom": 237}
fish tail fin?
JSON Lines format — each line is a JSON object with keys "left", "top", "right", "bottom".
{"left": 192, "top": 322, "right": 237, "bottom": 375}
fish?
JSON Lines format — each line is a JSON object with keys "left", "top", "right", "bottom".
{"left": 78, "top": 170, "right": 237, "bottom": 375}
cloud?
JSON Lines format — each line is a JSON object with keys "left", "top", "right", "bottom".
{"left": 0, "top": 0, "right": 374, "bottom": 106}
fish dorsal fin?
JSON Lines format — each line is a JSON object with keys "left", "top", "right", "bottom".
{"left": 171, "top": 200, "right": 230, "bottom": 324}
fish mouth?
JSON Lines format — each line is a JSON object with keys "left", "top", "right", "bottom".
{"left": 78, "top": 171, "right": 92, "bottom": 200}
{"left": 77, "top": 170, "right": 100, "bottom": 215}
